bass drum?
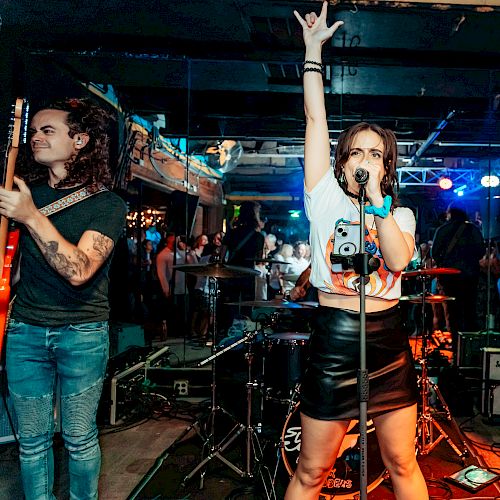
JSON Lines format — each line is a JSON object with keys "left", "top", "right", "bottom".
{"left": 281, "top": 402, "right": 387, "bottom": 499}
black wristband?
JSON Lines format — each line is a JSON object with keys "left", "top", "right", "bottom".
{"left": 302, "top": 67, "right": 324, "bottom": 75}
{"left": 304, "top": 60, "right": 323, "bottom": 68}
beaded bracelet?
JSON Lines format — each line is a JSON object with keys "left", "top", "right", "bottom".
{"left": 302, "top": 67, "right": 324, "bottom": 75}
{"left": 304, "top": 60, "right": 323, "bottom": 68}
{"left": 365, "top": 195, "right": 392, "bottom": 218}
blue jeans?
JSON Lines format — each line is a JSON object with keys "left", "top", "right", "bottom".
{"left": 6, "top": 320, "right": 109, "bottom": 500}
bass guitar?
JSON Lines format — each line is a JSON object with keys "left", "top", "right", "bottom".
{"left": 0, "top": 98, "right": 29, "bottom": 355}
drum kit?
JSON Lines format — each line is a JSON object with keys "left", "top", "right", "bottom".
{"left": 173, "top": 259, "right": 315, "bottom": 495}
{"left": 172, "top": 261, "right": 471, "bottom": 497}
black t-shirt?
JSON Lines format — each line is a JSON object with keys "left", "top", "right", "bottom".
{"left": 224, "top": 226, "right": 265, "bottom": 268}
{"left": 432, "top": 220, "right": 484, "bottom": 277}
{"left": 12, "top": 183, "right": 127, "bottom": 326}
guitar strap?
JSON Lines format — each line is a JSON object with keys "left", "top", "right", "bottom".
{"left": 39, "top": 184, "right": 108, "bottom": 216}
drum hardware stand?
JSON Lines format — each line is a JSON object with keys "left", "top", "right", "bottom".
{"left": 181, "top": 275, "right": 243, "bottom": 488}
{"left": 183, "top": 325, "right": 275, "bottom": 498}
{"left": 414, "top": 277, "right": 471, "bottom": 461}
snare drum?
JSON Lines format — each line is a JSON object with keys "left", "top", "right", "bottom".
{"left": 281, "top": 402, "right": 387, "bottom": 499}
{"left": 264, "top": 332, "right": 310, "bottom": 400}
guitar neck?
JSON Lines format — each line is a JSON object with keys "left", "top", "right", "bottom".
{"left": 0, "top": 98, "right": 26, "bottom": 270}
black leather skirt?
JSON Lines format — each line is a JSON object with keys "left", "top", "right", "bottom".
{"left": 300, "top": 304, "right": 418, "bottom": 420}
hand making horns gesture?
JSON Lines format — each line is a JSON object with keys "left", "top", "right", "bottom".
{"left": 293, "top": 1, "right": 344, "bottom": 46}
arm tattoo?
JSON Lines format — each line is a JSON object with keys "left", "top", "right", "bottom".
{"left": 32, "top": 233, "right": 91, "bottom": 280}
{"left": 92, "top": 233, "right": 113, "bottom": 259}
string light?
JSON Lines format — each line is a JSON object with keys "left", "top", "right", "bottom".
{"left": 126, "top": 210, "right": 165, "bottom": 228}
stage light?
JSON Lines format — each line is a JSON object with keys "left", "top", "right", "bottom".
{"left": 289, "top": 210, "right": 301, "bottom": 218}
{"left": 453, "top": 184, "right": 467, "bottom": 195}
{"left": 438, "top": 177, "right": 453, "bottom": 190}
{"left": 481, "top": 175, "right": 500, "bottom": 188}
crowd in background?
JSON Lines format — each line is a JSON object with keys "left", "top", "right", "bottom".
{"left": 115, "top": 200, "right": 500, "bottom": 350}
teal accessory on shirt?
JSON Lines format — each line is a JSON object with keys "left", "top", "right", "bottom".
{"left": 365, "top": 195, "right": 392, "bottom": 218}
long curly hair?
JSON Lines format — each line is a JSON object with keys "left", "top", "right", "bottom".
{"left": 19, "top": 97, "right": 114, "bottom": 189}
{"left": 333, "top": 122, "right": 400, "bottom": 207}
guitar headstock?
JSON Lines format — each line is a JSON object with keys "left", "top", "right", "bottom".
{"left": 9, "top": 98, "right": 30, "bottom": 149}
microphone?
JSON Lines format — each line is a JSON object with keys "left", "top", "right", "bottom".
{"left": 354, "top": 167, "right": 369, "bottom": 185}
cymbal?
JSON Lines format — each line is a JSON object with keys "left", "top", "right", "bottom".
{"left": 400, "top": 294, "right": 456, "bottom": 304}
{"left": 402, "top": 267, "right": 461, "bottom": 278}
{"left": 225, "top": 299, "right": 316, "bottom": 309}
{"left": 173, "top": 262, "right": 260, "bottom": 278}
{"left": 248, "top": 258, "right": 291, "bottom": 265}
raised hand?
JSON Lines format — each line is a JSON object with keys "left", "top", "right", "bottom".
{"left": 293, "top": 1, "right": 344, "bottom": 48}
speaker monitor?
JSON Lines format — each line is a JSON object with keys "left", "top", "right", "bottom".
{"left": 457, "top": 331, "right": 500, "bottom": 368}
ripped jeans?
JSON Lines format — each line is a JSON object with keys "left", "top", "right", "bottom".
{"left": 6, "top": 319, "right": 109, "bottom": 500}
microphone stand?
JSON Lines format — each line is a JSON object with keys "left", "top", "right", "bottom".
{"left": 352, "top": 183, "right": 369, "bottom": 500}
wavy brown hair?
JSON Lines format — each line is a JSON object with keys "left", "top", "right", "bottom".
{"left": 20, "top": 97, "right": 114, "bottom": 190}
{"left": 333, "top": 122, "right": 400, "bottom": 207}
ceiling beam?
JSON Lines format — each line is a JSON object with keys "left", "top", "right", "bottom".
{"left": 381, "top": 0, "right": 500, "bottom": 5}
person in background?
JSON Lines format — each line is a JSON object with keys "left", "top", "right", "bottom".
{"left": 264, "top": 233, "right": 279, "bottom": 259}
{"left": 139, "top": 239, "right": 155, "bottom": 322}
{"left": 286, "top": 4, "right": 428, "bottom": 498}
{"left": 288, "top": 265, "right": 317, "bottom": 303}
{"left": 477, "top": 241, "right": 500, "bottom": 331}
{"left": 156, "top": 234, "right": 193, "bottom": 339}
{"left": 145, "top": 222, "right": 162, "bottom": 252}
{"left": 432, "top": 204, "right": 484, "bottom": 359}
{"left": 272, "top": 243, "right": 294, "bottom": 294}
{"left": 283, "top": 241, "right": 310, "bottom": 294}
{"left": 0, "top": 97, "right": 127, "bottom": 500}
{"left": 224, "top": 201, "right": 264, "bottom": 301}
{"left": 203, "top": 231, "right": 224, "bottom": 258}
{"left": 189, "top": 234, "right": 209, "bottom": 262}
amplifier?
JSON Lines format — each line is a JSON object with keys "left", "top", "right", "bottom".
{"left": 482, "top": 347, "right": 500, "bottom": 381}
{"left": 109, "top": 322, "right": 145, "bottom": 357}
{"left": 457, "top": 331, "right": 500, "bottom": 368}
{"left": 481, "top": 348, "right": 500, "bottom": 419}
{"left": 482, "top": 384, "right": 500, "bottom": 419}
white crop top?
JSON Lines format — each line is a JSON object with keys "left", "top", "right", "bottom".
{"left": 304, "top": 169, "right": 416, "bottom": 300}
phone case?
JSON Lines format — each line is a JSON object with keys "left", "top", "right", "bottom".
{"left": 332, "top": 222, "right": 361, "bottom": 256}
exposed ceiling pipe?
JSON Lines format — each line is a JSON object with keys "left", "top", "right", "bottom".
{"left": 407, "top": 110, "right": 456, "bottom": 167}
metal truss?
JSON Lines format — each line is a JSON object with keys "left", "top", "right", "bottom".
{"left": 397, "top": 167, "right": 480, "bottom": 187}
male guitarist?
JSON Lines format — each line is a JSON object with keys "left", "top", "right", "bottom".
{"left": 0, "top": 97, "right": 126, "bottom": 500}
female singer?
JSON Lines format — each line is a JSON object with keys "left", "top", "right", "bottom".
{"left": 285, "top": 3, "right": 428, "bottom": 499}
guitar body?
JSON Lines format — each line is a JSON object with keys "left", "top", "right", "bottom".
{"left": 0, "top": 98, "right": 28, "bottom": 355}
{"left": 0, "top": 229, "right": 20, "bottom": 353}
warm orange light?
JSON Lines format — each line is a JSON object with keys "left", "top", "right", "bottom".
{"left": 438, "top": 177, "right": 453, "bottom": 190}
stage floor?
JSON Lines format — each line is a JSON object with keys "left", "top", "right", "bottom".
{"left": 1, "top": 335, "right": 499, "bottom": 499}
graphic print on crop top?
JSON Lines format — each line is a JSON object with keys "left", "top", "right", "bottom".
{"left": 324, "top": 219, "right": 400, "bottom": 297}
